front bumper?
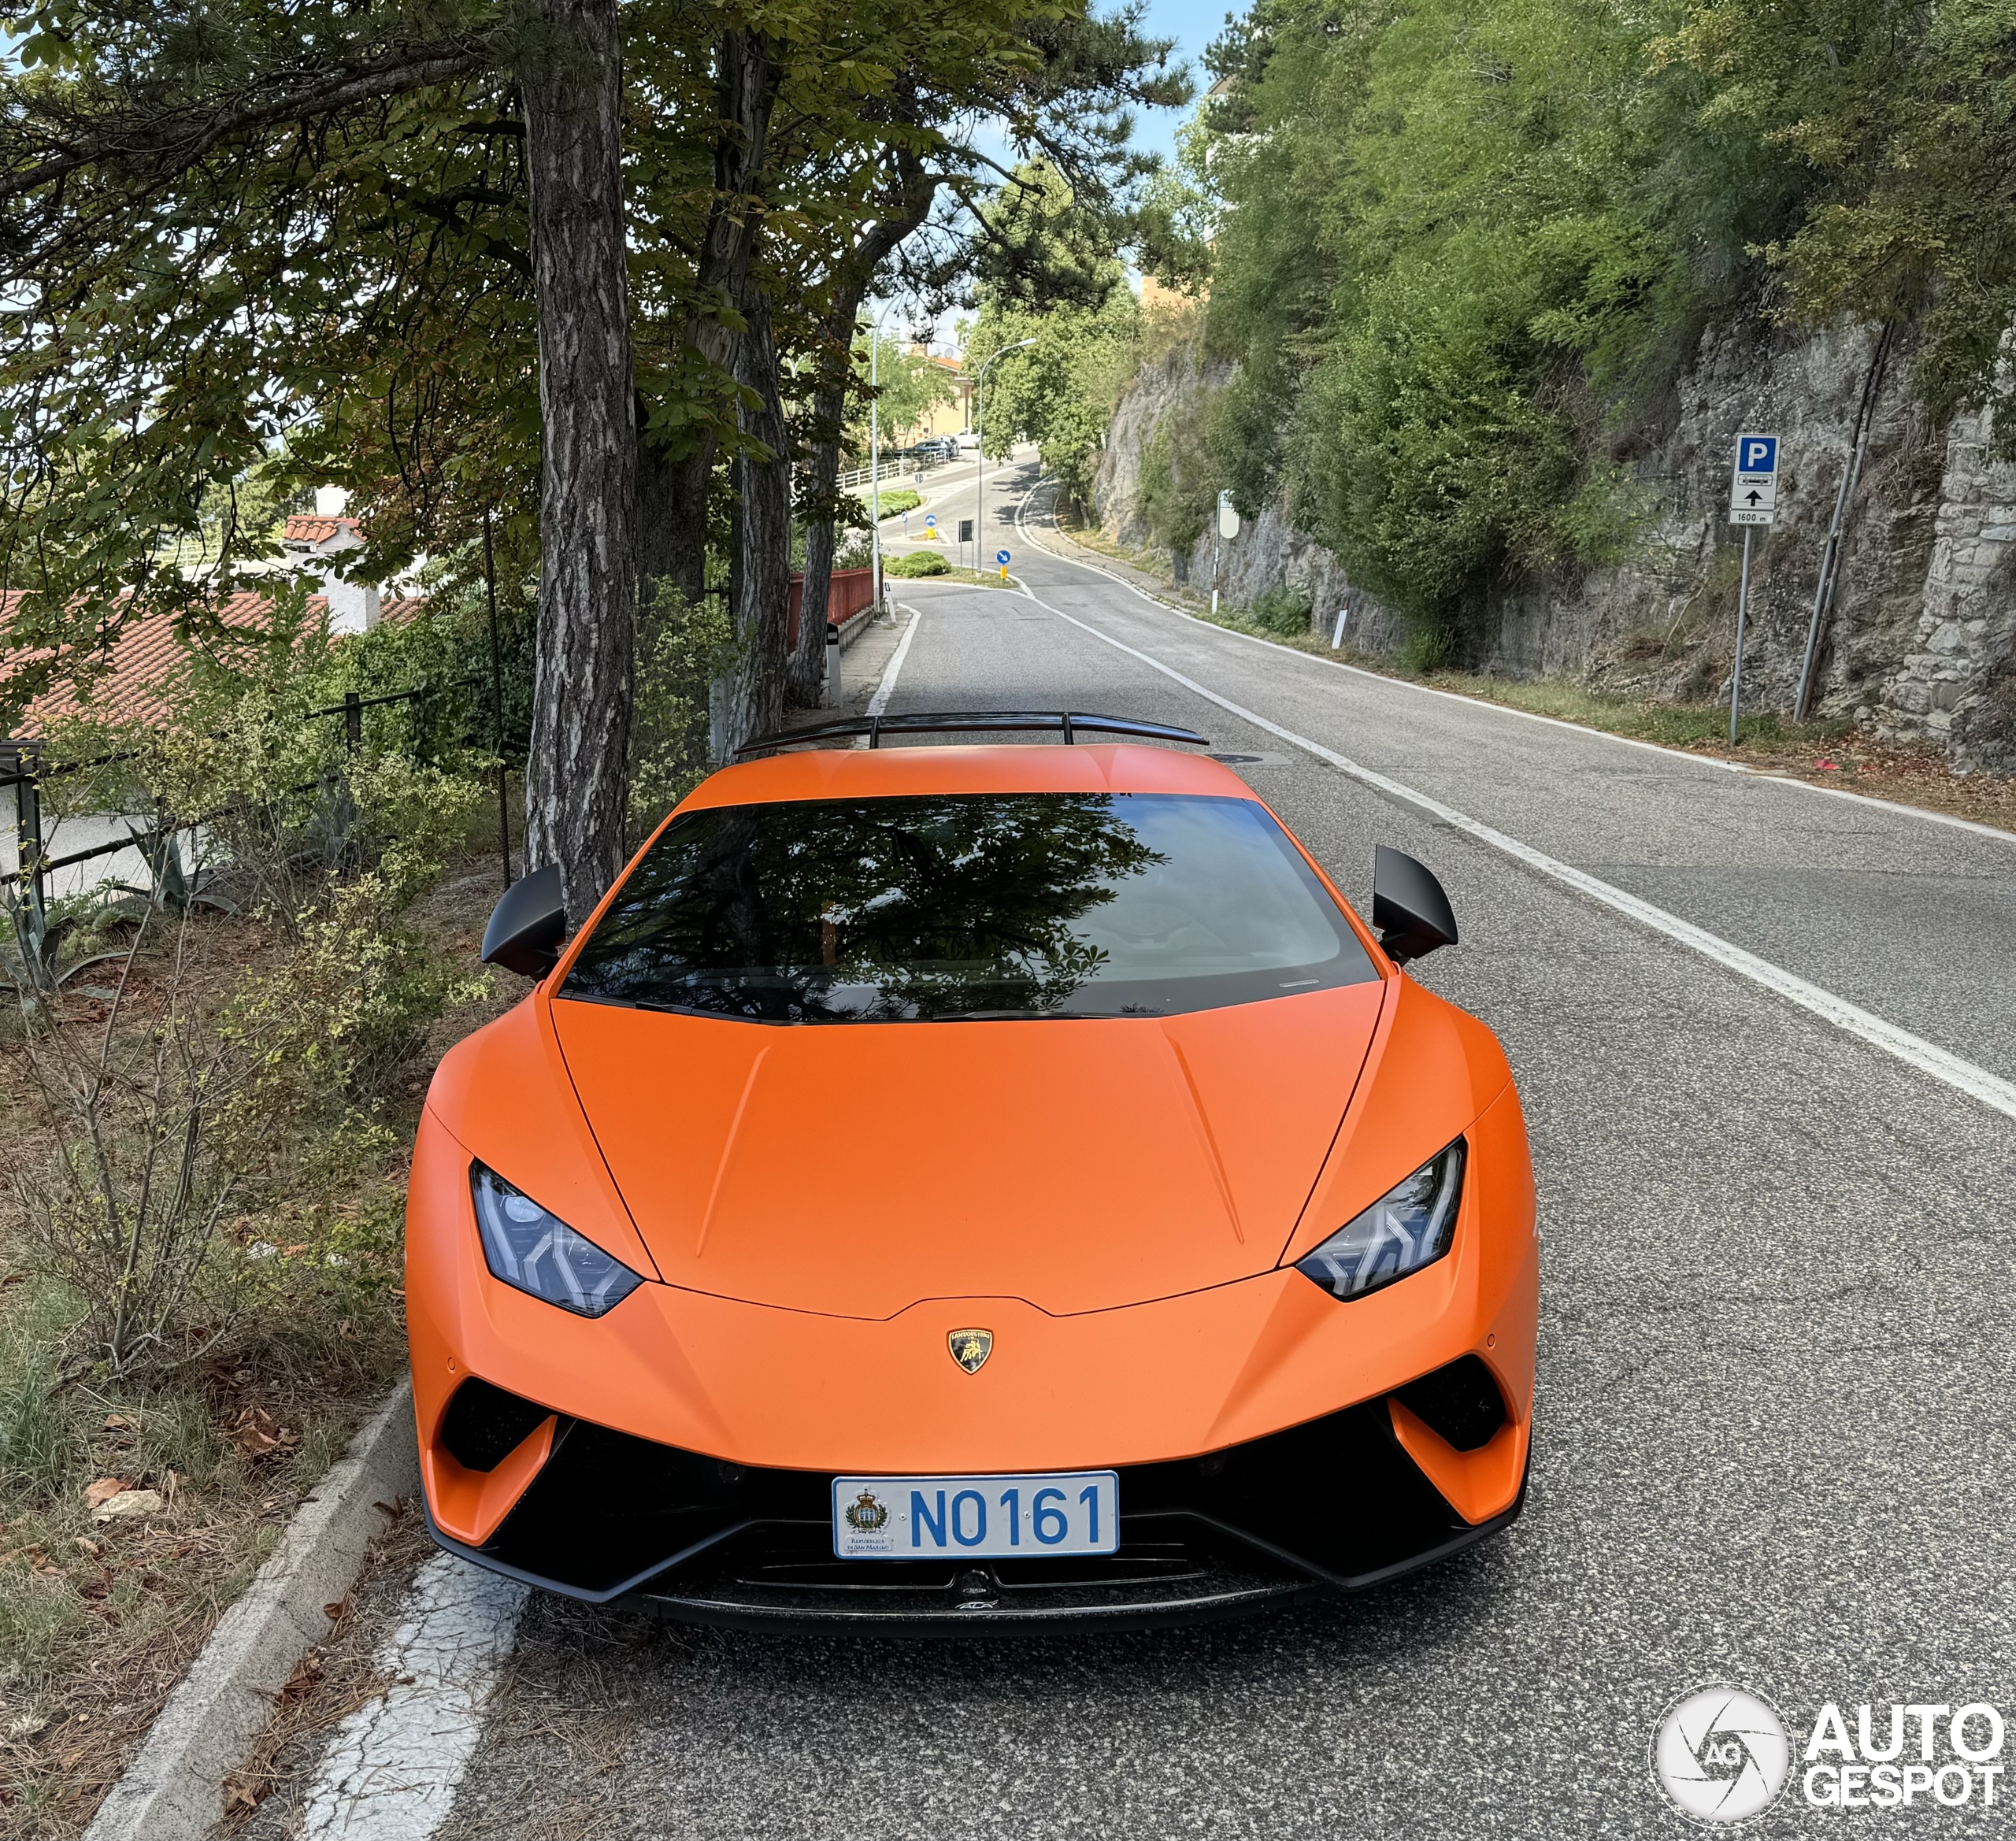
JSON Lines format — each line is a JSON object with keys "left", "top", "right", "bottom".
{"left": 424, "top": 1378, "right": 1529, "bottom": 1631}
{"left": 406, "top": 1077, "right": 1539, "bottom": 1628}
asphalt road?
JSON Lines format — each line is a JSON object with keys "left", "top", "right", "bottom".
{"left": 258, "top": 460, "right": 2016, "bottom": 1841}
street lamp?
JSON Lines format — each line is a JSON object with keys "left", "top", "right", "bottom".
{"left": 975, "top": 338, "right": 1036, "bottom": 571}
{"left": 866, "top": 301, "right": 899, "bottom": 616}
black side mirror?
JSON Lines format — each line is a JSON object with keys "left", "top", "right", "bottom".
{"left": 481, "top": 864, "right": 567, "bottom": 978}
{"left": 1373, "top": 846, "right": 1458, "bottom": 965}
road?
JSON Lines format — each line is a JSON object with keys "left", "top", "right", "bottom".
{"left": 250, "top": 459, "right": 2016, "bottom": 1841}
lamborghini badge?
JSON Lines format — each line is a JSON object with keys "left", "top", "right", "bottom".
{"left": 948, "top": 1328, "right": 993, "bottom": 1373}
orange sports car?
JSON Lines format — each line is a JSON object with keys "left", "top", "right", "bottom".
{"left": 408, "top": 713, "right": 1538, "bottom": 1628}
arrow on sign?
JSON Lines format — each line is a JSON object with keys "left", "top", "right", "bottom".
{"left": 1744, "top": 490, "right": 1763, "bottom": 505}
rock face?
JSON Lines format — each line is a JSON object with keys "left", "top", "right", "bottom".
{"left": 1090, "top": 320, "right": 2015, "bottom": 770}
{"left": 1880, "top": 399, "right": 2016, "bottom": 771}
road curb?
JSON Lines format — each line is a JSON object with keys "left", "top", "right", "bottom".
{"left": 83, "top": 1382, "right": 420, "bottom": 1841}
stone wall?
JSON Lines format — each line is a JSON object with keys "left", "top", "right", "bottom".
{"left": 1878, "top": 401, "right": 2016, "bottom": 771}
{"left": 1089, "top": 318, "right": 2015, "bottom": 770}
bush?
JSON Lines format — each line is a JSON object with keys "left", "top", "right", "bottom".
{"left": 866, "top": 488, "right": 921, "bottom": 520}
{"left": 10, "top": 617, "right": 491, "bottom": 1379}
{"left": 885, "top": 550, "right": 950, "bottom": 578}
{"left": 1247, "top": 586, "right": 1313, "bottom": 636}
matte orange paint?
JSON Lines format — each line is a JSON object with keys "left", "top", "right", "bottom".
{"left": 407, "top": 744, "right": 1540, "bottom": 1535}
{"left": 427, "top": 1412, "right": 558, "bottom": 1547}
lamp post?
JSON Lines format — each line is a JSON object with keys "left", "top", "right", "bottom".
{"left": 867, "top": 301, "right": 899, "bottom": 615}
{"left": 975, "top": 338, "right": 1036, "bottom": 569}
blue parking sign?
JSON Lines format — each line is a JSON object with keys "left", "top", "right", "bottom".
{"left": 996, "top": 549, "right": 1011, "bottom": 565}
{"left": 1738, "top": 435, "right": 1777, "bottom": 475}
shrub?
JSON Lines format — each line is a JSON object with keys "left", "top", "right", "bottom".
{"left": 1247, "top": 586, "right": 1313, "bottom": 636}
{"left": 885, "top": 550, "right": 950, "bottom": 578}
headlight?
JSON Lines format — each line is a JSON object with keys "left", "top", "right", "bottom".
{"left": 470, "top": 1163, "right": 643, "bottom": 1317}
{"left": 1295, "top": 1139, "right": 1466, "bottom": 1301}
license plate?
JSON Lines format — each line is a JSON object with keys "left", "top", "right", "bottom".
{"left": 832, "top": 1470, "right": 1120, "bottom": 1559}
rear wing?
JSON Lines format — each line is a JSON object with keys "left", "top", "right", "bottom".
{"left": 736, "top": 711, "right": 1210, "bottom": 754}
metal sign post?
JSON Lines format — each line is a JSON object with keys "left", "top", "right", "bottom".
{"left": 1213, "top": 491, "right": 1240, "bottom": 617}
{"left": 1727, "top": 432, "right": 1779, "bottom": 744}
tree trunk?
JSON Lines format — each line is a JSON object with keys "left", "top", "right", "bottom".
{"left": 788, "top": 372, "right": 847, "bottom": 708}
{"left": 636, "top": 28, "right": 783, "bottom": 615}
{"left": 715, "top": 291, "right": 793, "bottom": 756}
{"left": 519, "top": 0, "right": 636, "bottom": 920}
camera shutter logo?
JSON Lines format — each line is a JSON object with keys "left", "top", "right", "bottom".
{"left": 1652, "top": 1687, "right": 1791, "bottom": 1823}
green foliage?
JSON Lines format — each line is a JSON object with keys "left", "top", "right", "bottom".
{"left": 1660, "top": 0, "right": 2016, "bottom": 435}
{"left": 0, "top": 0, "right": 1188, "bottom": 734}
{"left": 1247, "top": 587, "right": 1313, "bottom": 636}
{"left": 629, "top": 585, "right": 740, "bottom": 836}
{"left": 865, "top": 488, "right": 921, "bottom": 520}
{"left": 1167, "top": 0, "right": 2016, "bottom": 644}
{"left": 1137, "top": 413, "right": 1214, "bottom": 558}
{"left": 885, "top": 550, "right": 951, "bottom": 577}
{"left": 855, "top": 338, "right": 956, "bottom": 445}
{"left": 968, "top": 284, "right": 1143, "bottom": 503}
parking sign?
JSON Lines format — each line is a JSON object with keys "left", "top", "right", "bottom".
{"left": 1730, "top": 432, "right": 1780, "bottom": 527}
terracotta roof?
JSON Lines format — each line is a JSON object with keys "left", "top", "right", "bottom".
{"left": 284, "top": 513, "right": 362, "bottom": 545}
{"left": 4, "top": 588, "right": 427, "bottom": 737}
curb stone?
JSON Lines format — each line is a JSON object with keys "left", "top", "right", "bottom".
{"left": 83, "top": 1382, "right": 420, "bottom": 1841}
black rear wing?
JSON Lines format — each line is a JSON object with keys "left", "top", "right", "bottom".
{"left": 736, "top": 711, "right": 1211, "bottom": 754}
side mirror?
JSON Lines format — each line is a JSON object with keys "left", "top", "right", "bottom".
{"left": 1373, "top": 846, "right": 1458, "bottom": 965}
{"left": 481, "top": 864, "right": 567, "bottom": 979}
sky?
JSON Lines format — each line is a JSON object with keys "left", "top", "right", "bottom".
{"left": 1132, "top": 0, "right": 1233, "bottom": 164}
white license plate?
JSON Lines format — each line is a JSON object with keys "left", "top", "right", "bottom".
{"left": 832, "top": 1470, "right": 1120, "bottom": 1559}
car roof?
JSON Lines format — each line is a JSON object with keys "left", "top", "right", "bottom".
{"left": 678, "top": 742, "right": 1257, "bottom": 813}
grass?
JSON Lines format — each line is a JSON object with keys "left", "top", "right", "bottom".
{"left": 1051, "top": 519, "right": 2016, "bottom": 835}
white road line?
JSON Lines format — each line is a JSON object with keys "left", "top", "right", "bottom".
{"left": 866, "top": 606, "right": 921, "bottom": 718}
{"left": 1011, "top": 487, "right": 2016, "bottom": 847}
{"left": 300, "top": 1553, "right": 527, "bottom": 1840}
{"left": 1016, "top": 579, "right": 2016, "bottom": 1126}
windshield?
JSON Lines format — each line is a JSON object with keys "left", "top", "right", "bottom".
{"left": 560, "top": 791, "right": 1377, "bottom": 1023}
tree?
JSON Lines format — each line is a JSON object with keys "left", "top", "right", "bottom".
{"left": 858, "top": 334, "right": 958, "bottom": 445}
{"left": 1, "top": 0, "right": 1189, "bottom": 913}
{"left": 963, "top": 161, "right": 1144, "bottom": 504}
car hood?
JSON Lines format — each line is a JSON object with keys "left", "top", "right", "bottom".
{"left": 548, "top": 985, "right": 1388, "bottom": 1318}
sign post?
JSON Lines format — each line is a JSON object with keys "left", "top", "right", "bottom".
{"left": 1213, "top": 491, "right": 1240, "bottom": 616}
{"left": 996, "top": 547, "right": 1011, "bottom": 583}
{"left": 1727, "top": 432, "right": 1778, "bottom": 744}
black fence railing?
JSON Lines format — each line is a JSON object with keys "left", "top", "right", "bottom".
{"left": 2, "top": 676, "right": 491, "bottom": 910}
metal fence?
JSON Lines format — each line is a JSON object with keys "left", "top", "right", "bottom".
{"left": 2, "top": 676, "right": 484, "bottom": 913}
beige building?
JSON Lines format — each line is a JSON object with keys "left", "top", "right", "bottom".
{"left": 897, "top": 349, "right": 974, "bottom": 446}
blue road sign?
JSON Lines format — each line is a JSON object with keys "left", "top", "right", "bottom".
{"left": 924, "top": 513, "right": 938, "bottom": 528}
{"left": 1738, "top": 435, "right": 1778, "bottom": 475}
{"left": 996, "top": 549, "right": 1011, "bottom": 565}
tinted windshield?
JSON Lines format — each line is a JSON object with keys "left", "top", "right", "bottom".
{"left": 561, "top": 791, "right": 1377, "bottom": 1023}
